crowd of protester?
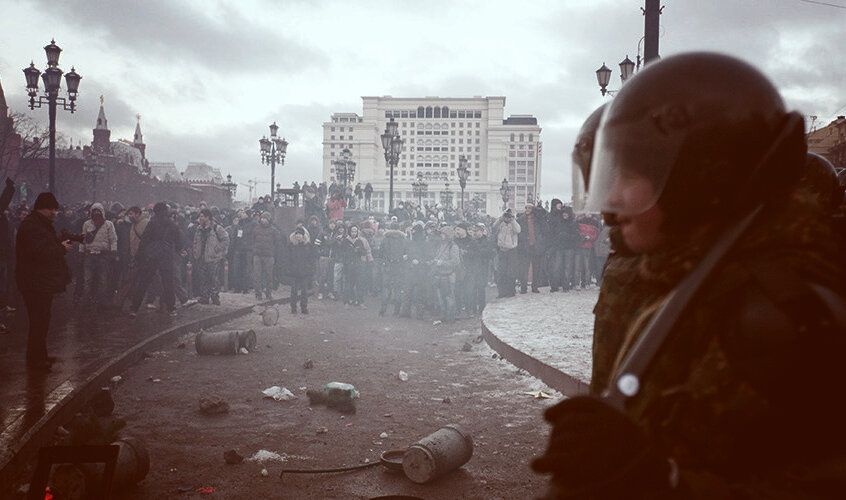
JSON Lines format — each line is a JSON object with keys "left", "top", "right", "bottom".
{"left": 0, "top": 179, "right": 608, "bottom": 329}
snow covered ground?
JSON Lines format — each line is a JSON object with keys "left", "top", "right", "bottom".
{"left": 482, "top": 288, "right": 598, "bottom": 385}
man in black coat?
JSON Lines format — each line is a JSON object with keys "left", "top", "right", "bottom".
{"left": 285, "top": 227, "right": 315, "bottom": 314}
{"left": 516, "top": 202, "right": 548, "bottom": 293}
{"left": 129, "top": 202, "right": 181, "bottom": 317}
{"left": 16, "top": 192, "right": 73, "bottom": 371}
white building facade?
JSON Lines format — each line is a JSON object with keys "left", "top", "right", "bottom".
{"left": 321, "top": 96, "right": 542, "bottom": 214}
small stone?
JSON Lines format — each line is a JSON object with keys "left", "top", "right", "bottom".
{"left": 461, "top": 342, "right": 472, "bottom": 352}
{"left": 380, "top": 432, "right": 388, "bottom": 438}
{"left": 316, "top": 427, "right": 328, "bottom": 434}
{"left": 261, "top": 468, "right": 269, "bottom": 477}
{"left": 383, "top": 413, "right": 393, "bottom": 418}
{"left": 442, "top": 397, "right": 451, "bottom": 404}
{"left": 199, "top": 396, "right": 230, "bottom": 415}
{"left": 303, "top": 359, "right": 314, "bottom": 369}
{"left": 224, "top": 449, "right": 244, "bottom": 464}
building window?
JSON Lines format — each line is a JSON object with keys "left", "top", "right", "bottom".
{"left": 474, "top": 111, "right": 481, "bottom": 118}
{"left": 520, "top": 134, "right": 525, "bottom": 142}
{"left": 330, "top": 136, "right": 335, "bottom": 140}
{"left": 402, "top": 111, "right": 409, "bottom": 118}
{"left": 330, "top": 127, "right": 335, "bottom": 132}
{"left": 510, "top": 133, "right": 515, "bottom": 142}
{"left": 418, "top": 106, "right": 424, "bottom": 117}
{"left": 426, "top": 106, "right": 433, "bottom": 118}
{"left": 450, "top": 111, "right": 457, "bottom": 118}
{"left": 434, "top": 107, "right": 441, "bottom": 118}
{"left": 528, "top": 133, "right": 533, "bottom": 142}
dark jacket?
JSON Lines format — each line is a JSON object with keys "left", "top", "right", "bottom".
{"left": 549, "top": 206, "right": 581, "bottom": 249}
{"left": 251, "top": 222, "right": 280, "bottom": 258}
{"left": 341, "top": 235, "right": 367, "bottom": 267}
{"left": 285, "top": 231, "right": 315, "bottom": 278}
{"left": 137, "top": 213, "right": 181, "bottom": 270}
{"left": 16, "top": 212, "right": 71, "bottom": 294}
{"left": 517, "top": 207, "right": 548, "bottom": 254}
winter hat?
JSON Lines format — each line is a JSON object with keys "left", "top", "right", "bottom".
{"left": 33, "top": 192, "right": 59, "bottom": 211}
{"left": 261, "top": 211, "right": 271, "bottom": 221}
{"left": 294, "top": 227, "right": 305, "bottom": 235}
{"left": 153, "top": 202, "right": 169, "bottom": 215}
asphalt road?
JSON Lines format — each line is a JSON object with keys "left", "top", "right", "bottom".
{"left": 110, "top": 292, "right": 559, "bottom": 499}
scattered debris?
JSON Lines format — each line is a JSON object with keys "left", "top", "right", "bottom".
{"left": 109, "top": 375, "right": 122, "bottom": 385}
{"left": 239, "top": 347, "right": 249, "bottom": 354}
{"left": 473, "top": 335, "right": 484, "bottom": 344}
{"left": 408, "top": 350, "right": 419, "bottom": 354}
{"left": 199, "top": 395, "right": 230, "bottom": 415}
{"left": 442, "top": 397, "right": 452, "bottom": 404}
{"left": 380, "top": 432, "right": 388, "bottom": 438}
{"left": 261, "top": 468, "right": 269, "bottom": 477}
{"left": 316, "top": 427, "right": 328, "bottom": 434}
{"left": 224, "top": 449, "right": 244, "bottom": 464}
{"left": 177, "top": 485, "right": 193, "bottom": 493}
{"left": 398, "top": 371, "right": 409, "bottom": 382}
{"left": 147, "top": 377, "right": 162, "bottom": 383}
{"left": 303, "top": 359, "right": 314, "bottom": 369}
{"left": 262, "top": 386, "right": 296, "bottom": 401}
{"left": 383, "top": 413, "right": 393, "bottom": 418}
{"left": 248, "top": 450, "right": 288, "bottom": 463}
{"left": 197, "top": 486, "right": 215, "bottom": 494}
{"left": 432, "top": 320, "right": 442, "bottom": 326}
{"left": 491, "top": 353, "right": 499, "bottom": 360}
{"left": 524, "top": 391, "right": 553, "bottom": 399}
{"left": 461, "top": 342, "right": 473, "bottom": 352}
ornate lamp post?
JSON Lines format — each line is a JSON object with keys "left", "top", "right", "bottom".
{"left": 82, "top": 150, "right": 104, "bottom": 201}
{"left": 222, "top": 173, "right": 237, "bottom": 202}
{"left": 23, "top": 39, "right": 82, "bottom": 195}
{"left": 381, "top": 118, "right": 403, "bottom": 212}
{"left": 440, "top": 182, "right": 453, "bottom": 210}
{"left": 333, "top": 147, "right": 356, "bottom": 188}
{"left": 259, "top": 122, "right": 287, "bottom": 198}
{"left": 411, "top": 171, "right": 428, "bottom": 208}
{"left": 457, "top": 155, "right": 470, "bottom": 213}
{"left": 500, "top": 178, "right": 510, "bottom": 212}
{"left": 596, "top": 56, "right": 635, "bottom": 96}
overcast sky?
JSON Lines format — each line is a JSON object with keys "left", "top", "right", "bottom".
{"left": 1, "top": 0, "right": 844, "bottom": 202}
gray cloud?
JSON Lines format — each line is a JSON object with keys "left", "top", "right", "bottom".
{"left": 31, "top": 0, "right": 328, "bottom": 74}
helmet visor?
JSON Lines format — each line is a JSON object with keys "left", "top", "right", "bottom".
{"left": 585, "top": 114, "right": 680, "bottom": 216}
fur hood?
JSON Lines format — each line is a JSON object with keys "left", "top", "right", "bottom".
{"left": 289, "top": 229, "right": 311, "bottom": 245}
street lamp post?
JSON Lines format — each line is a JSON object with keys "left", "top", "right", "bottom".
{"left": 259, "top": 122, "right": 287, "bottom": 198}
{"left": 221, "top": 173, "right": 237, "bottom": 203}
{"left": 596, "top": 56, "right": 635, "bottom": 96}
{"left": 23, "top": 39, "right": 82, "bottom": 195}
{"left": 441, "top": 182, "right": 453, "bottom": 210}
{"left": 381, "top": 118, "right": 403, "bottom": 213}
{"left": 411, "top": 171, "right": 428, "bottom": 208}
{"left": 457, "top": 155, "right": 469, "bottom": 214}
{"left": 333, "top": 148, "right": 356, "bottom": 189}
{"left": 500, "top": 178, "right": 510, "bottom": 212}
{"left": 82, "top": 150, "right": 104, "bottom": 201}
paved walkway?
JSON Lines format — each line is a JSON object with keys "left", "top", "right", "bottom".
{"left": 0, "top": 292, "right": 279, "bottom": 492}
{"left": 482, "top": 288, "right": 598, "bottom": 396}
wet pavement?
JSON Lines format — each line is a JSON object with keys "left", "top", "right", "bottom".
{"left": 0, "top": 291, "right": 267, "bottom": 491}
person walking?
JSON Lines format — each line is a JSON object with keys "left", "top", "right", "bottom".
{"left": 192, "top": 208, "right": 229, "bottom": 305}
{"left": 128, "top": 202, "right": 181, "bottom": 317}
{"left": 17, "top": 192, "right": 72, "bottom": 371}
{"left": 378, "top": 221, "right": 407, "bottom": 316}
{"left": 430, "top": 225, "right": 460, "bottom": 323}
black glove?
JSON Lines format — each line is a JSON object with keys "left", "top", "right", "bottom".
{"left": 5, "top": 177, "right": 13, "bottom": 188}
{"left": 532, "top": 396, "right": 672, "bottom": 498}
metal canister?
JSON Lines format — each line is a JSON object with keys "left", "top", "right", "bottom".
{"left": 402, "top": 424, "right": 473, "bottom": 483}
{"left": 195, "top": 330, "right": 239, "bottom": 355}
{"left": 238, "top": 329, "right": 257, "bottom": 351}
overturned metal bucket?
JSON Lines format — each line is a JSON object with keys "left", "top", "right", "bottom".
{"left": 196, "top": 329, "right": 256, "bottom": 355}
{"left": 402, "top": 424, "right": 473, "bottom": 483}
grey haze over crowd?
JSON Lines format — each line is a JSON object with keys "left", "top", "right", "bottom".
{"left": 1, "top": 0, "right": 844, "bottom": 202}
